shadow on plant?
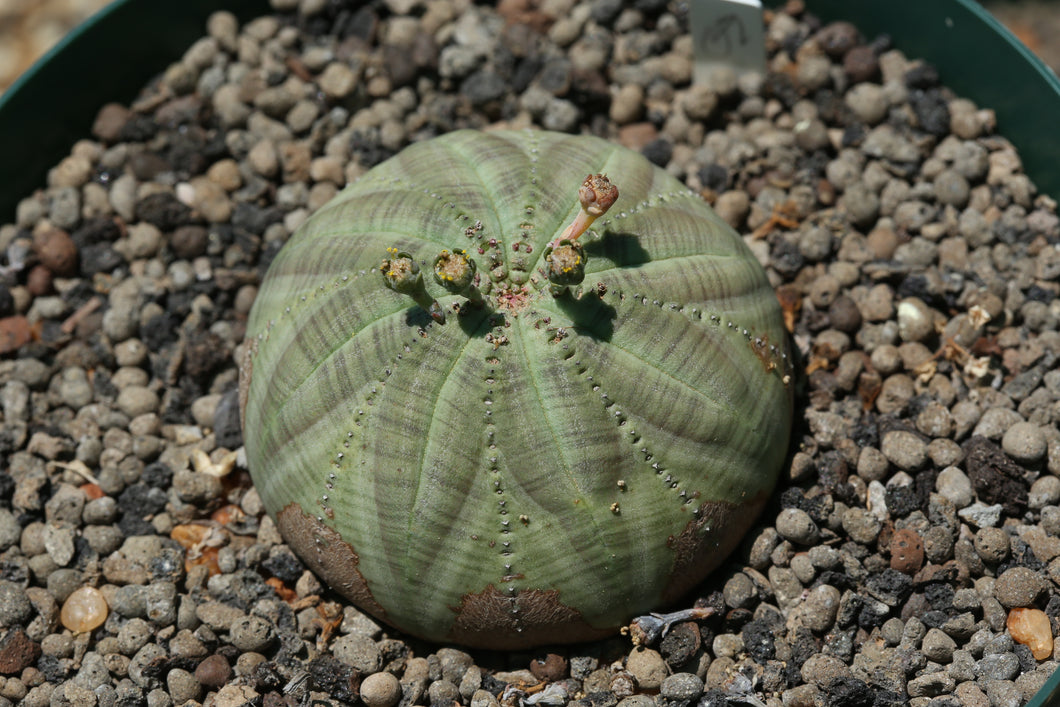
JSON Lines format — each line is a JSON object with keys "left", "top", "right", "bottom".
{"left": 585, "top": 231, "right": 651, "bottom": 268}
{"left": 553, "top": 291, "right": 617, "bottom": 342}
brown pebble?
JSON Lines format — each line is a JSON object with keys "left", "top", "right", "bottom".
{"left": 1007, "top": 607, "right": 1053, "bottom": 660}
{"left": 913, "top": 560, "right": 967, "bottom": 587}
{"left": 91, "top": 102, "right": 132, "bottom": 143}
{"left": 496, "top": 0, "right": 553, "bottom": 33}
{"left": 33, "top": 228, "right": 79, "bottom": 277}
{"left": 816, "top": 21, "right": 860, "bottom": 58}
{"left": 828, "top": 295, "right": 862, "bottom": 333}
{"left": 529, "top": 652, "right": 568, "bottom": 681}
{"left": 843, "top": 45, "right": 879, "bottom": 83}
{"left": 184, "top": 330, "right": 231, "bottom": 383}
{"left": 170, "top": 225, "right": 210, "bottom": 260}
{"left": 715, "top": 191, "right": 751, "bottom": 230}
{"left": 25, "top": 265, "right": 53, "bottom": 296}
{"left": 129, "top": 153, "right": 171, "bottom": 181}
{"left": 866, "top": 225, "right": 899, "bottom": 259}
{"left": 0, "top": 627, "right": 41, "bottom": 675}
{"left": 816, "top": 178, "right": 836, "bottom": 205}
{"left": 0, "top": 316, "right": 32, "bottom": 354}
{"left": 900, "top": 591, "right": 930, "bottom": 622}
{"left": 890, "top": 528, "right": 924, "bottom": 574}
{"left": 618, "top": 122, "right": 659, "bottom": 151}
{"left": 195, "top": 653, "right": 232, "bottom": 689}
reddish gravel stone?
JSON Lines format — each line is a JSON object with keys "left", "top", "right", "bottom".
{"left": 194, "top": 653, "right": 232, "bottom": 689}
{"left": 890, "top": 528, "right": 925, "bottom": 574}
{"left": 25, "top": 264, "right": 54, "bottom": 296}
{"left": 0, "top": 628, "right": 41, "bottom": 675}
{"left": 843, "top": 45, "right": 879, "bottom": 82}
{"left": 816, "top": 21, "right": 860, "bottom": 57}
{"left": 92, "top": 103, "right": 133, "bottom": 142}
{"left": 618, "top": 122, "right": 659, "bottom": 151}
{"left": 529, "top": 653, "right": 568, "bottom": 681}
{"left": 170, "top": 225, "right": 209, "bottom": 260}
{"left": 0, "top": 316, "right": 32, "bottom": 354}
{"left": 33, "top": 228, "right": 79, "bottom": 277}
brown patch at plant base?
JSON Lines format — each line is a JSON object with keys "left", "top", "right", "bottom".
{"left": 276, "top": 503, "right": 386, "bottom": 619}
{"left": 449, "top": 585, "right": 614, "bottom": 649}
{"left": 661, "top": 491, "right": 770, "bottom": 604}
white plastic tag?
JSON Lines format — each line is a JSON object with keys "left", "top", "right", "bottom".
{"left": 689, "top": 0, "right": 767, "bottom": 84}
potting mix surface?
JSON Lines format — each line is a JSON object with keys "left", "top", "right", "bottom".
{"left": 1, "top": 1, "right": 1060, "bottom": 706}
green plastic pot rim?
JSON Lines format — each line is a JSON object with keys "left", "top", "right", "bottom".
{"left": 0, "top": 0, "right": 271, "bottom": 223}
{"left": 2, "top": 2, "right": 121, "bottom": 106}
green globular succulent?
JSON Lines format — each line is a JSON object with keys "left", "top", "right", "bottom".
{"left": 239, "top": 129, "right": 793, "bottom": 649}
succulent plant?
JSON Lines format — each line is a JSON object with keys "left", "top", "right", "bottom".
{"left": 239, "top": 129, "right": 792, "bottom": 649}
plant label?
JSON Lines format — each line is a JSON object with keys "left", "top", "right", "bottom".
{"left": 690, "top": 0, "right": 767, "bottom": 85}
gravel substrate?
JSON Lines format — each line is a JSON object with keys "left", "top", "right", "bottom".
{"left": 1, "top": 1, "right": 1059, "bottom": 706}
